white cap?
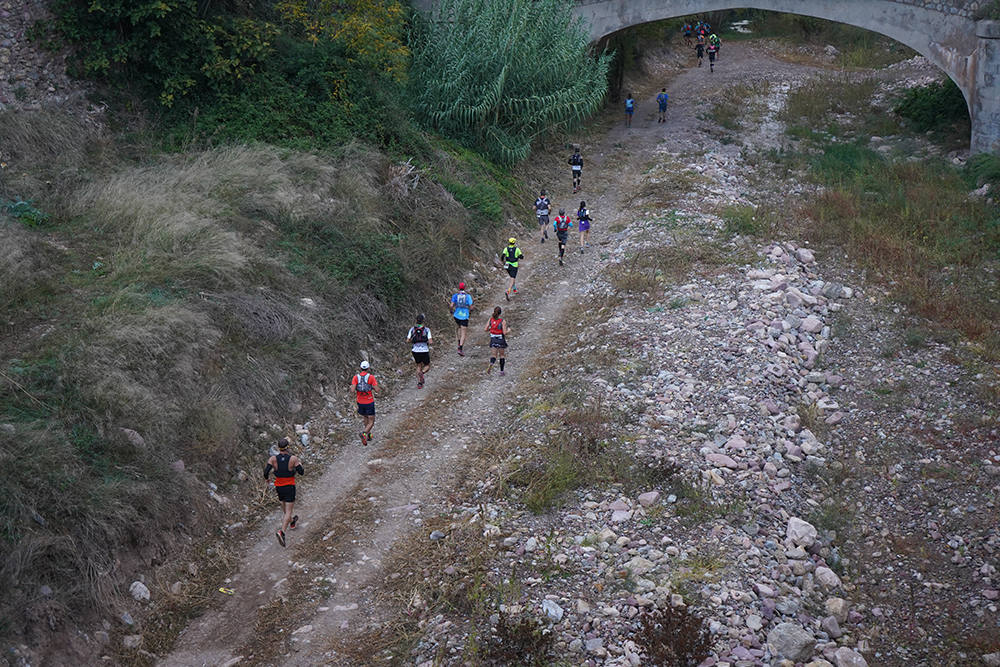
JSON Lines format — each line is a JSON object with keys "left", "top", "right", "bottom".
{"left": 360, "top": 360, "right": 370, "bottom": 370}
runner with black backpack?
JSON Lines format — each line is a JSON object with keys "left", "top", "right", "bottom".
{"left": 406, "top": 313, "right": 433, "bottom": 389}
{"left": 568, "top": 146, "right": 583, "bottom": 193}
{"left": 450, "top": 282, "right": 473, "bottom": 356}
{"left": 534, "top": 190, "right": 551, "bottom": 243}
{"left": 553, "top": 208, "right": 573, "bottom": 266}
{"left": 351, "top": 360, "right": 379, "bottom": 445}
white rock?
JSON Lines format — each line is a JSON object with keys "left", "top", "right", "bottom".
{"left": 129, "top": 581, "right": 151, "bottom": 602}
{"left": 541, "top": 599, "right": 564, "bottom": 622}
{"left": 767, "top": 622, "right": 815, "bottom": 661}
{"left": 825, "top": 597, "right": 850, "bottom": 623}
{"left": 524, "top": 537, "right": 538, "bottom": 552}
{"left": 787, "top": 517, "right": 818, "bottom": 547}
{"left": 801, "top": 316, "right": 823, "bottom": 333}
{"left": 625, "top": 556, "right": 655, "bottom": 576}
{"left": 292, "top": 624, "right": 313, "bottom": 635}
{"left": 122, "top": 635, "right": 142, "bottom": 649}
{"left": 795, "top": 248, "right": 816, "bottom": 263}
{"left": 815, "top": 566, "right": 842, "bottom": 590}
{"left": 637, "top": 491, "right": 660, "bottom": 507}
{"left": 611, "top": 509, "right": 633, "bottom": 523}
{"left": 833, "top": 647, "right": 869, "bottom": 667}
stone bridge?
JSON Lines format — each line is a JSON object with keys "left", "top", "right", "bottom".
{"left": 413, "top": 0, "right": 1000, "bottom": 153}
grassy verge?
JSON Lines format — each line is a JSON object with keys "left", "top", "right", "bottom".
{"left": 770, "top": 68, "right": 1000, "bottom": 364}
{"left": 0, "top": 109, "right": 522, "bottom": 642}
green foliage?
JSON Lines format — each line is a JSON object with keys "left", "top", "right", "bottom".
{"left": 409, "top": 0, "right": 611, "bottom": 165}
{"left": 803, "top": 140, "right": 1000, "bottom": 345}
{"left": 976, "top": 0, "right": 1000, "bottom": 20}
{"left": 1, "top": 199, "right": 49, "bottom": 227}
{"left": 966, "top": 153, "right": 1000, "bottom": 189}
{"left": 164, "top": 36, "right": 420, "bottom": 152}
{"left": 720, "top": 204, "right": 774, "bottom": 238}
{"left": 894, "top": 79, "right": 969, "bottom": 133}
{"left": 46, "top": 0, "right": 278, "bottom": 106}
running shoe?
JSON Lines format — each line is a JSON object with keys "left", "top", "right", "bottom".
{"left": 276, "top": 530, "right": 286, "bottom": 547}
{"left": 512, "top": 288, "right": 518, "bottom": 294}
{"left": 367, "top": 432, "right": 374, "bottom": 442}
{"left": 499, "top": 370, "right": 506, "bottom": 377}
{"left": 580, "top": 248, "right": 584, "bottom": 254}
{"left": 290, "top": 515, "right": 299, "bottom": 529}
{"left": 360, "top": 431, "right": 368, "bottom": 446}
{"left": 458, "top": 346, "right": 464, "bottom": 356}
{"left": 486, "top": 363, "right": 493, "bottom": 374}
{"left": 418, "top": 371, "right": 424, "bottom": 386}
{"left": 559, "top": 258, "right": 564, "bottom": 266}
{"left": 540, "top": 237, "right": 545, "bottom": 244}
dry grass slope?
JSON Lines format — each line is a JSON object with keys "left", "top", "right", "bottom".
{"left": 0, "top": 111, "right": 517, "bottom": 645}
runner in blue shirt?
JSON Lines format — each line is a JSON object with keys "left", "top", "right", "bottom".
{"left": 624, "top": 93, "right": 635, "bottom": 128}
{"left": 449, "top": 282, "right": 474, "bottom": 356}
{"left": 656, "top": 88, "right": 669, "bottom": 123}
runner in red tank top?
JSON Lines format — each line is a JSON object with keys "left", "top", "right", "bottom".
{"left": 485, "top": 306, "right": 510, "bottom": 376}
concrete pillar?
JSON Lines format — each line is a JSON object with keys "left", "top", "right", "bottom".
{"left": 972, "top": 20, "right": 1000, "bottom": 154}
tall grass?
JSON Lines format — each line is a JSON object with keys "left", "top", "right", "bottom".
{"left": 803, "top": 145, "right": 1000, "bottom": 351}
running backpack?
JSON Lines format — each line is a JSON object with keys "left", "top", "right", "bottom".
{"left": 569, "top": 154, "right": 583, "bottom": 166}
{"left": 411, "top": 325, "right": 428, "bottom": 344}
{"left": 355, "top": 373, "right": 373, "bottom": 393}
{"left": 555, "top": 216, "right": 570, "bottom": 232}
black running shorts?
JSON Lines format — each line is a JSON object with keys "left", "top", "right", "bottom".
{"left": 412, "top": 351, "right": 430, "bottom": 364}
{"left": 506, "top": 266, "right": 518, "bottom": 278}
{"left": 357, "top": 402, "right": 375, "bottom": 416}
{"left": 276, "top": 485, "right": 296, "bottom": 502}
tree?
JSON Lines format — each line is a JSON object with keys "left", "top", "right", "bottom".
{"left": 408, "top": 0, "right": 610, "bottom": 166}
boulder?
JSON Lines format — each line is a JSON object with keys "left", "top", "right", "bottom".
{"left": 129, "top": 581, "right": 151, "bottom": 602}
{"left": 833, "top": 647, "right": 868, "bottom": 667}
{"left": 767, "top": 622, "right": 815, "bottom": 662}
{"left": 786, "top": 517, "right": 818, "bottom": 547}
{"left": 815, "top": 566, "right": 842, "bottom": 590}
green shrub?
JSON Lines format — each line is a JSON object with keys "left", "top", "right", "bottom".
{"left": 45, "top": 0, "right": 278, "bottom": 106}
{"left": 1, "top": 199, "right": 49, "bottom": 227}
{"left": 966, "top": 153, "right": 1000, "bottom": 189}
{"left": 894, "top": 79, "right": 969, "bottom": 133}
{"left": 409, "top": 0, "right": 611, "bottom": 165}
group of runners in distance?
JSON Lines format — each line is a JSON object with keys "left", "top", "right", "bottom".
{"left": 683, "top": 19, "right": 722, "bottom": 72}
{"left": 269, "top": 20, "right": 750, "bottom": 542}
{"left": 264, "top": 19, "right": 725, "bottom": 548}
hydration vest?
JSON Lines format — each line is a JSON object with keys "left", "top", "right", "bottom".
{"left": 489, "top": 318, "right": 504, "bottom": 336}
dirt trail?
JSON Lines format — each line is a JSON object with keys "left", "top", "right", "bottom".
{"left": 160, "top": 43, "right": 796, "bottom": 666}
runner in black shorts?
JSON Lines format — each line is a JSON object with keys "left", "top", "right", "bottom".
{"left": 264, "top": 437, "right": 304, "bottom": 547}
{"left": 351, "top": 360, "right": 378, "bottom": 445}
{"left": 501, "top": 238, "right": 523, "bottom": 300}
{"left": 406, "top": 313, "right": 432, "bottom": 388}
{"left": 534, "top": 190, "right": 551, "bottom": 243}
{"left": 485, "top": 306, "right": 509, "bottom": 376}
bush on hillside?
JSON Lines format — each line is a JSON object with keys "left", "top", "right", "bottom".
{"left": 43, "top": 0, "right": 421, "bottom": 151}
{"left": 894, "top": 79, "right": 969, "bottom": 133}
{"left": 408, "top": 0, "right": 611, "bottom": 165}
{"left": 46, "top": 0, "right": 278, "bottom": 106}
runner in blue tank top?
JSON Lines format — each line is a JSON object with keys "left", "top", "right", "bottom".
{"left": 450, "top": 282, "right": 474, "bottom": 356}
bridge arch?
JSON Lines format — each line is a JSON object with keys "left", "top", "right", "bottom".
{"left": 574, "top": 0, "right": 998, "bottom": 153}
{"left": 412, "top": 0, "right": 1000, "bottom": 152}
